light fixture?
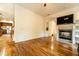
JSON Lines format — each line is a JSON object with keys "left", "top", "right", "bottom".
{"left": 44, "top": 3, "right": 47, "bottom": 7}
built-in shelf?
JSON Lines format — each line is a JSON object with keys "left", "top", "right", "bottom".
{"left": 74, "top": 19, "right": 79, "bottom": 43}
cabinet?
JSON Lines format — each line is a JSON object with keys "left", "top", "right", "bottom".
{"left": 57, "top": 14, "right": 73, "bottom": 25}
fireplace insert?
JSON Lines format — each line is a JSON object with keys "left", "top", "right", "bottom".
{"left": 59, "top": 30, "right": 72, "bottom": 41}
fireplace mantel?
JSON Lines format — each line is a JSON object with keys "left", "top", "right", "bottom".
{"left": 57, "top": 24, "right": 75, "bottom": 45}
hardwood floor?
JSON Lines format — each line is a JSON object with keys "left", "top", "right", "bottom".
{"left": 0, "top": 35, "right": 15, "bottom": 56}
{"left": 13, "top": 37, "right": 78, "bottom": 56}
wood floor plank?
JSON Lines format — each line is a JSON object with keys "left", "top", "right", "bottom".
{"left": 13, "top": 37, "right": 78, "bottom": 56}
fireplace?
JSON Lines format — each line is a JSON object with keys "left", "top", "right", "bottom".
{"left": 59, "top": 30, "right": 72, "bottom": 41}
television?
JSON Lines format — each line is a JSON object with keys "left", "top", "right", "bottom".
{"left": 57, "top": 14, "right": 74, "bottom": 25}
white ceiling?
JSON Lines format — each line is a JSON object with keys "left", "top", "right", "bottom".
{"left": 0, "top": 3, "right": 14, "bottom": 21}
{"left": 18, "top": 3, "right": 79, "bottom": 17}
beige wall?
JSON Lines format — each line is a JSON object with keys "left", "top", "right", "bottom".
{"left": 13, "top": 5, "right": 45, "bottom": 42}
{"left": 49, "top": 20, "right": 57, "bottom": 36}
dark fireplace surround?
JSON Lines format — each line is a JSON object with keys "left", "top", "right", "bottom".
{"left": 59, "top": 29, "right": 72, "bottom": 41}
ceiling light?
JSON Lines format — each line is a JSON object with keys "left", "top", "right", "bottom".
{"left": 44, "top": 3, "right": 47, "bottom": 7}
